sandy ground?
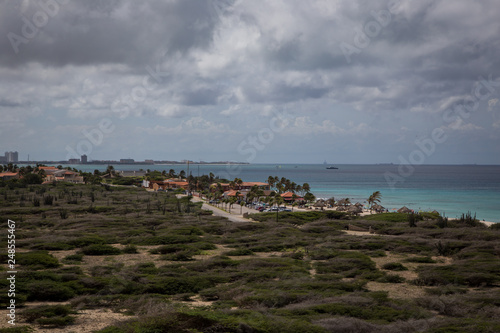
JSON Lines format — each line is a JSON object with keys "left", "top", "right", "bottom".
{"left": 365, "top": 252, "right": 452, "bottom": 299}
{"left": 0, "top": 303, "right": 133, "bottom": 332}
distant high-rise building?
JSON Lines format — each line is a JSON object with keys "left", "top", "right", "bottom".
{"left": 120, "top": 158, "right": 135, "bottom": 163}
{"left": 81, "top": 154, "right": 88, "bottom": 163}
{"left": 5, "top": 151, "right": 18, "bottom": 163}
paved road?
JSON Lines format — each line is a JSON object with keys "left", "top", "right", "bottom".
{"left": 188, "top": 196, "right": 252, "bottom": 223}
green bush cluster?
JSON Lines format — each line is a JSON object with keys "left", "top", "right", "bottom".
{"left": 81, "top": 244, "right": 122, "bottom": 255}
{"left": 22, "top": 305, "right": 76, "bottom": 327}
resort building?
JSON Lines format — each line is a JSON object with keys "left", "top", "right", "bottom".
{"left": 147, "top": 179, "right": 189, "bottom": 191}
{"left": 0, "top": 172, "right": 20, "bottom": 181}
{"left": 39, "top": 166, "right": 84, "bottom": 184}
{"left": 280, "top": 191, "right": 303, "bottom": 203}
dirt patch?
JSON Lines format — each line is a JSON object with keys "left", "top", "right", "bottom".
{"left": 366, "top": 281, "right": 427, "bottom": 299}
{"left": 0, "top": 302, "right": 133, "bottom": 332}
{"left": 180, "top": 294, "right": 215, "bottom": 308}
{"left": 365, "top": 251, "right": 454, "bottom": 299}
{"left": 343, "top": 230, "right": 378, "bottom": 237}
{"left": 50, "top": 245, "right": 163, "bottom": 274}
{"left": 192, "top": 244, "right": 232, "bottom": 260}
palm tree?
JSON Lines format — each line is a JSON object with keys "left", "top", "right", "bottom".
{"left": 229, "top": 197, "right": 237, "bottom": 213}
{"left": 235, "top": 178, "right": 243, "bottom": 190}
{"left": 106, "top": 165, "right": 115, "bottom": 177}
{"left": 267, "top": 176, "right": 276, "bottom": 190}
{"left": 296, "top": 185, "right": 302, "bottom": 196}
{"left": 275, "top": 196, "right": 284, "bottom": 222}
{"left": 240, "top": 201, "right": 245, "bottom": 214}
{"left": 179, "top": 170, "right": 186, "bottom": 179}
{"left": 304, "top": 192, "right": 315, "bottom": 204}
{"left": 367, "top": 191, "right": 382, "bottom": 211}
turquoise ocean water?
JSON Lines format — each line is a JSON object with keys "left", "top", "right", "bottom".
{"left": 40, "top": 163, "right": 500, "bottom": 222}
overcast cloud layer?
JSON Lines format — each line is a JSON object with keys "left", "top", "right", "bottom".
{"left": 1, "top": 0, "right": 500, "bottom": 164}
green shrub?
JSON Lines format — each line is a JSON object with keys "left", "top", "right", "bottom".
{"left": 424, "top": 286, "right": 467, "bottom": 296}
{"left": 81, "top": 244, "right": 121, "bottom": 255}
{"left": 69, "top": 235, "right": 107, "bottom": 247}
{"left": 150, "top": 244, "right": 188, "bottom": 254}
{"left": 362, "top": 213, "right": 409, "bottom": 222}
{"left": 135, "top": 262, "right": 158, "bottom": 274}
{"left": 22, "top": 305, "right": 76, "bottom": 324}
{"left": 489, "top": 223, "right": 500, "bottom": 230}
{"left": 36, "top": 316, "right": 75, "bottom": 327}
{"left": 382, "top": 262, "right": 408, "bottom": 271}
{"left": 63, "top": 253, "right": 84, "bottom": 263}
{"left": 162, "top": 251, "right": 195, "bottom": 261}
{"left": 405, "top": 256, "right": 437, "bottom": 263}
{"left": 225, "top": 248, "right": 254, "bottom": 256}
{"left": 26, "top": 281, "right": 75, "bottom": 301}
{"left": 145, "top": 277, "right": 216, "bottom": 294}
{"left": 17, "top": 251, "right": 60, "bottom": 269}
{"left": 378, "top": 274, "right": 406, "bottom": 283}
{"left": 31, "top": 242, "right": 74, "bottom": 251}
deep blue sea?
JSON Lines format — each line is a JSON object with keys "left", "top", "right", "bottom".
{"left": 36, "top": 163, "right": 500, "bottom": 222}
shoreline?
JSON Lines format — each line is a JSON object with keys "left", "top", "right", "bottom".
{"left": 189, "top": 194, "right": 498, "bottom": 226}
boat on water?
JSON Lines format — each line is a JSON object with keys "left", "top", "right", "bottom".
{"left": 326, "top": 166, "right": 338, "bottom": 170}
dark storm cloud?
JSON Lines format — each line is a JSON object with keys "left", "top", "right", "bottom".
{"left": 1, "top": 0, "right": 499, "bottom": 163}
{"left": 0, "top": 0, "right": 219, "bottom": 68}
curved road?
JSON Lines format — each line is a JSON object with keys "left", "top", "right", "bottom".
{"left": 189, "top": 196, "right": 251, "bottom": 223}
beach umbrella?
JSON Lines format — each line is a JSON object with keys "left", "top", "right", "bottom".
{"left": 398, "top": 206, "right": 412, "bottom": 214}
{"left": 372, "top": 204, "right": 385, "bottom": 213}
{"left": 314, "top": 201, "right": 325, "bottom": 208}
{"left": 354, "top": 202, "right": 363, "bottom": 207}
{"left": 348, "top": 205, "right": 363, "bottom": 215}
{"left": 337, "top": 198, "right": 351, "bottom": 207}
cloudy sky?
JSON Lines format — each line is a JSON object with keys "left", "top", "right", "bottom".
{"left": 1, "top": 0, "right": 500, "bottom": 164}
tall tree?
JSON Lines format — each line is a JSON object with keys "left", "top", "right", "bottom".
{"left": 267, "top": 176, "right": 276, "bottom": 190}
{"left": 304, "top": 192, "right": 316, "bottom": 203}
{"left": 367, "top": 191, "right": 382, "bottom": 210}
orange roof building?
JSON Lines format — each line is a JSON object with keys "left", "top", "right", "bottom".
{"left": 280, "top": 191, "right": 303, "bottom": 202}
{"left": 0, "top": 172, "right": 19, "bottom": 180}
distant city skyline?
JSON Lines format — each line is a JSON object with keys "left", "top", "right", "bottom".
{"left": 1, "top": 1, "right": 500, "bottom": 165}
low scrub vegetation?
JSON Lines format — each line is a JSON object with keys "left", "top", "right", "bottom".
{"left": 0, "top": 183, "right": 498, "bottom": 332}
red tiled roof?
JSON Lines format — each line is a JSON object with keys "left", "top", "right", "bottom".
{"left": 211, "top": 182, "right": 269, "bottom": 187}
{"left": 281, "top": 191, "right": 302, "bottom": 199}
{"left": 164, "top": 181, "right": 188, "bottom": 186}
{"left": 225, "top": 190, "right": 244, "bottom": 197}
{"left": 0, "top": 172, "right": 18, "bottom": 177}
